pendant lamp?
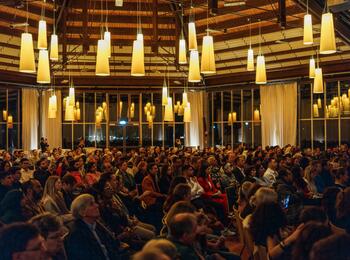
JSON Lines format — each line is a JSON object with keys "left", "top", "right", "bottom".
{"left": 247, "top": 48, "right": 254, "bottom": 71}
{"left": 96, "top": 39, "right": 110, "bottom": 76}
{"left": 7, "top": 115, "right": 13, "bottom": 129}
{"left": 38, "top": 20, "right": 47, "bottom": 50}
{"left": 65, "top": 97, "right": 75, "bottom": 121}
{"left": 201, "top": 35, "right": 216, "bottom": 74}
{"left": 48, "top": 95, "right": 57, "bottom": 119}
{"left": 19, "top": 33, "right": 36, "bottom": 73}
{"left": 231, "top": 112, "right": 237, "bottom": 123}
{"left": 313, "top": 68, "right": 324, "bottom": 93}
{"left": 320, "top": 12, "right": 336, "bottom": 54}
{"left": 188, "top": 22, "right": 197, "bottom": 51}
{"left": 179, "top": 37, "right": 187, "bottom": 64}
{"left": 303, "top": 14, "right": 313, "bottom": 45}
{"left": 131, "top": 34, "right": 145, "bottom": 76}
{"left": 309, "top": 57, "right": 316, "bottom": 78}
{"left": 2, "top": 110, "right": 7, "bottom": 121}
{"left": 69, "top": 86, "right": 75, "bottom": 106}
{"left": 182, "top": 92, "right": 188, "bottom": 107}
{"left": 164, "top": 97, "right": 174, "bottom": 122}
{"left": 317, "top": 98, "right": 322, "bottom": 109}
{"left": 188, "top": 50, "right": 201, "bottom": 82}
{"left": 255, "top": 55, "right": 266, "bottom": 84}
{"left": 162, "top": 78, "right": 168, "bottom": 106}
{"left": 183, "top": 103, "right": 191, "bottom": 123}
{"left": 104, "top": 31, "right": 111, "bottom": 58}
{"left": 253, "top": 109, "right": 260, "bottom": 121}
{"left": 50, "top": 34, "right": 59, "bottom": 61}
{"left": 37, "top": 50, "right": 51, "bottom": 84}
{"left": 313, "top": 104, "right": 319, "bottom": 117}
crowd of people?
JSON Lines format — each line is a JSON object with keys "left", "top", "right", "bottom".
{"left": 0, "top": 141, "right": 350, "bottom": 260}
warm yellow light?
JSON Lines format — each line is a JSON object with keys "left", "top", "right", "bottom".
{"left": 178, "top": 105, "right": 184, "bottom": 116}
{"left": 2, "top": 110, "right": 7, "bottom": 121}
{"left": 313, "top": 68, "right": 324, "bottom": 93}
{"left": 104, "top": 31, "right": 111, "bottom": 58}
{"left": 313, "top": 104, "right": 319, "bottom": 117}
{"left": 320, "top": 12, "right": 336, "bottom": 54}
{"left": 164, "top": 97, "right": 174, "bottom": 122}
{"left": 182, "top": 92, "right": 188, "bottom": 107}
{"left": 37, "top": 20, "right": 47, "bottom": 50}
{"left": 48, "top": 94, "right": 57, "bottom": 119}
{"left": 7, "top": 115, "right": 13, "bottom": 129}
{"left": 50, "top": 34, "right": 59, "bottom": 61}
{"left": 179, "top": 38, "right": 187, "bottom": 64}
{"left": 188, "top": 50, "right": 201, "bottom": 83}
{"left": 162, "top": 79, "right": 168, "bottom": 106}
{"left": 37, "top": 50, "right": 51, "bottom": 84}
{"left": 65, "top": 97, "right": 75, "bottom": 121}
{"left": 255, "top": 55, "right": 267, "bottom": 84}
{"left": 247, "top": 48, "right": 254, "bottom": 71}
{"left": 232, "top": 112, "right": 237, "bottom": 122}
{"left": 317, "top": 98, "right": 322, "bottom": 109}
{"left": 75, "top": 108, "right": 81, "bottom": 121}
{"left": 253, "top": 109, "right": 260, "bottom": 121}
{"left": 303, "top": 14, "right": 313, "bottom": 45}
{"left": 188, "top": 22, "right": 197, "bottom": 51}
{"left": 184, "top": 103, "right": 191, "bottom": 123}
{"left": 309, "top": 57, "right": 316, "bottom": 78}
{"left": 69, "top": 87, "right": 75, "bottom": 106}
{"left": 201, "top": 35, "right": 216, "bottom": 74}
{"left": 19, "top": 33, "right": 36, "bottom": 73}
{"left": 96, "top": 39, "right": 110, "bottom": 76}
{"left": 131, "top": 37, "right": 145, "bottom": 76}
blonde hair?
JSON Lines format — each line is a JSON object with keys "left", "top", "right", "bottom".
{"left": 42, "top": 176, "right": 61, "bottom": 199}
{"left": 250, "top": 187, "right": 277, "bottom": 207}
{"left": 71, "top": 194, "right": 95, "bottom": 219}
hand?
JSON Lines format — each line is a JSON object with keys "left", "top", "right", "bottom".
{"left": 285, "top": 223, "right": 304, "bottom": 245}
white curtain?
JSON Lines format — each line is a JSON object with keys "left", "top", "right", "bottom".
{"left": 41, "top": 90, "right": 62, "bottom": 148}
{"left": 185, "top": 91, "right": 205, "bottom": 148}
{"left": 22, "top": 89, "right": 39, "bottom": 150}
{"left": 260, "top": 82, "right": 297, "bottom": 147}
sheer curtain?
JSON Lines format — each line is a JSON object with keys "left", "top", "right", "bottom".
{"left": 185, "top": 91, "right": 205, "bottom": 148}
{"left": 41, "top": 90, "right": 62, "bottom": 148}
{"left": 260, "top": 82, "right": 297, "bottom": 147}
{"left": 22, "top": 89, "right": 39, "bottom": 150}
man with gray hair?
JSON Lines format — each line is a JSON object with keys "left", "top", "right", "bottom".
{"left": 64, "top": 194, "right": 121, "bottom": 260}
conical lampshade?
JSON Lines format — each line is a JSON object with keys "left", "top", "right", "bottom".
{"left": 48, "top": 96, "right": 57, "bottom": 119}
{"left": 96, "top": 39, "right": 110, "bottom": 76}
{"left": 320, "top": 12, "right": 336, "bottom": 54}
{"left": 69, "top": 87, "right": 75, "bottom": 106}
{"left": 303, "top": 14, "right": 313, "bottom": 45}
{"left": 162, "top": 79, "right": 168, "bottom": 106}
{"left": 313, "top": 68, "right": 324, "bottom": 93}
{"left": 37, "top": 20, "right": 47, "bottom": 50}
{"left": 51, "top": 94, "right": 57, "bottom": 111}
{"left": 188, "top": 50, "right": 201, "bottom": 82}
{"left": 255, "top": 55, "right": 266, "bottom": 84}
{"left": 247, "top": 48, "right": 254, "bottom": 71}
{"left": 253, "top": 109, "right": 260, "bottom": 121}
{"left": 19, "top": 33, "right": 36, "bottom": 73}
{"left": 188, "top": 22, "right": 197, "bottom": 51}
{"left": 104, "top": 31, "right": 111, "bottom": 58}
{"left": 65, "top": 97, "right": 75, "bottom": 121}
{"left": 231, "top": 112, "right": 237, "bottom": 122}
{"left": 7, "top": 115, "right": 13, "bottom": 129}
{"left": 317, "top": 98, "right": 322, "bottom": 109}
{"left": 182, "top": 92, "right": 188, "bottom": 107}
{"left": 50, "top": 34, "right": 59, "bottom": 61}
{"left": 201, "top": 35, "right": 216, "bottom": 74}
{"left": 37, "top": 50, "right": 51, "bottom": 84}
{"left": 164, "top": 97, "right": 174, "bottom": 121}
{"left": 179, "top": 38, "right": 187, "bottom": 64}
{"left": 131, "top": 36, "right": 145, "bottom": 76}
{"left": 313, "top": 104, "right": 319, "bottom": 117}
{"left": 183, "top": 103, "right": 191, "bottom": 123}
{"left": 309, "top": 57, "right": 316, "bottom": 78}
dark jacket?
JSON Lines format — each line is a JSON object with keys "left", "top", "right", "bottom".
{"left": 65, "top": 219, "right": 121, "bottom": 260}
{"left": 34, "top": 168, "right": 51, "bottom": 188}
{"left": 232, "top": 167, "right": 245, "bottom": 184}
{"left": 0, "top": 189, "right": 26, "bottom": 224}
{"left": 168, "top": 237, "right": 201, "bottom": 260}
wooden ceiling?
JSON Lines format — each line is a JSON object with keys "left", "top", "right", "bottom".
{"left": 0, "top": 0, "right": 350, "bottom": 89}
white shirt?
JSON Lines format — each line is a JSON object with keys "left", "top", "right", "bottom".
{"left": 20, "top": 168, "right": 34, "bottom": 183}
{"left": 263, "top": 168, "right": 278, "bottom": 186}
{"left": 187, "top": 177, "right": 204, "bottom": 200}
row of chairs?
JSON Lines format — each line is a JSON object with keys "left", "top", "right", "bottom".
{"left": 233, "top": 209, "right": 268, "bottom": 260}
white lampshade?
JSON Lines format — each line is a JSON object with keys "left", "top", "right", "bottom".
{"left": 48, "top": 109, "right": 56, "bottom": 119}
{"left": 50, "top": 34, "right": 59, "bottom": 61}
{"left": 69, "top": 87, "right": 75, "bottom": 106}
{"left": 183, "top": 103, "right": 191, "bottom": 123}
{"left": 253, "top": 109, "right": 260, "bottom": 121}
{"left": 162, "top": 79, "right": 168, "bottom": 106}
{"left": 96, "top": 39, "right": 110, "bottom": 76}
{"left": 313, "top": 68, "right": 324, "bottom": 93}
{"left": 188, "top": 50, "right": 201, "bottom": 83}
{"left": 255, "top": 55, "right": 267, "bottom": 84}
{"left": 164, "top": 97, "right": 174, "bottom": 121}
{"left": 309, "top": 57, "right": 316, "bottom": 78}
{"left": 188, "top": 22, "right": 197, "bottom": 50}
{"left": 201, "top": 35, "right": 216, "bottom": 74}
{"left": 182, "top": 92, "right": 188, "bottom": 107}
{"left": 65, "top": 97, "right": 75, "bottom": 121}
{"left": 131, "top": 37, "right": 145, "bottom": 76}
{"left": 37, "top": 20, "right": 47, "bottom": 50}
{"left": 179, "top": 38, "right": 187, "bottom": 64}
{"left": 104, "top": 31, "right": 111, "bottom": 58}
{"left": 247, "top": 48, "right": 254, "bottom": 71}
{"left": 37, "top": 50, "right": 51, "bottom": 84}
{"left": 303, "top": 14, "right": 313, "bottom": 45}
{"left": 313, "top": 104, "right": 319, "bottom": 117}
{"left": 317, "top": 97, "right": 322, "bottom": 109}
{"left": 48, "top": 96, "right": 57, "bottom": 119}
{"left": 75, "top": 108, "right": 81, "bottom": 121}
{"left": 320, "top": 12, "right": 336, "bottom": 54}
{"left": 19, "top": 33, "right": 36, "bottom": 73}
{"left": 115, "top": 0, "right": 123, "bottom": 6}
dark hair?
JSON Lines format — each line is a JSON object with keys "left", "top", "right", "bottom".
{"left": 168, "top": 176, "right": 187, "bottom": 195}
{"left": 85, "top": 162, "right": 96, "bottom": 173}
{"left": 62, "top": 174, "right": 77, "bottom": 186}
{"left": 160, "top": 164, "right": 169, "bottom": 178}
{"left": 299, "top": 206, "right": 328, "bottom": 224}
{"left": 0, "top": 161, "right": 10, "bottom": 172}
{"left": 250, "top": 202, "right": 287, "bottom": 246}
{"left": 29, "top": 213, "right": 62, "bottom": 239}
{"left": 336, "top": 187, "right": 350, "bottom": 219}
{"left": 20, "top": 158, "right": 29, "bottom": 163}
{"left": 9, "top": 166, "right": 21, "bottom": 175}
{"left": 0, "top": 171, "right": 11, "bottom": 180}
{"left": 291, "top": 165, "right": 308, "bottom": 190}
{"left": 198, "top": 162, "right": 209, "bottom": 178}
{"left": 322, "top": 187, "right": 341, "bottom": 223}
{"left": 292, "top": 223, "right": 332, "bottom": 260}
{"left": 168, "top": 213, "right": 196, "bottom": 240}
{"left": 310, "top": 233, "right": 350, "bottom": 260}
{"left": 164, "top": 184, "right": 191, "bottom": 212}
{"left": 334, "top": 167, "right": 348, "bottom": 180}
{"left": 0, "top": 223, "right": 40, "bottom": 260}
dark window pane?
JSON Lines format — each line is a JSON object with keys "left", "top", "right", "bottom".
{"left": 109, "top": 125, "right": 123, "bottom": 147}
{"left": 142, "top": 124, "right": 152, "bottom": 146}
{"left": 85, "top": 93, "right": 95, "bottom": 123}
{"left": 153, "top": 124, "right": 163, "bottom": 147}
{"left": 62, "top": 124, "right": 72, "bottom": 149}
{"left": 326, "top": 119, "right": 338, "bottom": 148}
{"left": 313, "top": 120, "right": 325, "bottom": 149}
{"left": 300, "top": 120, "right": 311, "bottom": 148}
{"left": 125, "top": 125, "right": 139, "bottom": 146}
{"left": 243, "top": 90, "right": 252, "bottom": 121}
{"left": 109, "top": 94, "right": 118, "bottom": 122}
{"left": 300, "top": 84, "right": 311, "bottom": 119}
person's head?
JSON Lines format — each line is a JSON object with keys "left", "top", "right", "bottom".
{"left": 250, "top": 187, "right": 278, "bottom": 207}
{"left": 182, "top": 165, "right": 194, "bottom": 178}
{"left": 278, "top": 168, "right": 293, "bottom": 184}
{"left": 61, "top": 174, "right": 77, "bottom": 192}
{"left": 142, "top": 239, "right": 178, "bottom": 260}
{"left": 132, "top": 249, "right": 170, "bottom": 260}
{"left": 267, "top": 158, "right": 277, "bottom": 170}
{"left": 165, "top": 201, "right": 197, "bottom": 225}
{"left": 71, "top": 194, "right": 100, "bottom": 222}
{"left": 0, "top": 223, "right": 46, "bottom": 260}
{"left": 334, "top": 167, "right": 349, "bottom": 185}
{"left": 250, "top": 202, "right": 287, "bottom": 246}
{"left": 292, "top": 222, "right": 332, "bottom": 260}
{"left": 0, "top": 171, "right": 13, "bottom": 186}
{"left": 22, "top": 179, "right": 43, "bottom": 202}
{"left": 235, "top": 155, "right": 245, "bottom": 168}
{"left": 29, "top": 213, "right": 66, "bottom": 257}
{"left": 10, "top": 166, "right": 21, "bottom": 183}
{"left": 20, "top": 158, "right": 31, "bottom": 170}
{"left": 148, "top": 163, "right": 158, "bottom": 176}
{"left": 168, "top": 176, "right": 187, "bottom": 195}
{"left": 138, "top": 161, "right": 148, "bottom": 171}
{"left": 172, "top": 184, "right": 191, "bottom": 202}
{"left": 336, "top": 187, "right": 350, "bottom": 219}
{"left": 42, "top": 176, "right": 62, "bottom": 199}
{"left": 99, "top": 172, "right": 119, "bottom": 192}
{"left": 168, "top": 213, "right": 197, "bottom": 245}
{"left": 310, "top": 233, "right": 350, "bottom": 260}
{"left": 86, "top": 162, "right": 97, "bottom": 173}
{"left": 37, "top": 158, "right": 48, "bottom": 170}
{"left": 299, "top": 206, "right": 328, "bottom": 224}
{"left": 119, "top": 161, "right": 128, "bottom": 172}
{"left": 238, "top": 181, "right": 253, "bottom": 205}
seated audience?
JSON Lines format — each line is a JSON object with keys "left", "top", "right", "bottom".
{"left": 0, "top": 171, "right": 14, "bottom": 202}
{"left": 335, "top": 187, "right": 350, "bottom": 233}
{"left": 0, "top": 189, "right": 27, "bottom": 224}
{"left": 310, "top": 233, "right": 350, "bottom": 260}
{"left": 20, "top": 158, "right": 34, "bottom": 183}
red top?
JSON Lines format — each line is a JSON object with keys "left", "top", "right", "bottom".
{"left": 198, "top": 176, "right": 218, "bottom": 198}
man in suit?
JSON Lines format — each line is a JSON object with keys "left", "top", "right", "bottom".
{"left": 65, "top": 194, "right": 122, "bottom": 260}
{"left": 232, "top": 156, "right": 246, "bottom": 184}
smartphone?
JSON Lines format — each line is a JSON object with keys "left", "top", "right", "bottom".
{"left": 281, "top": 195, "right": 290, "bottom": 209}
